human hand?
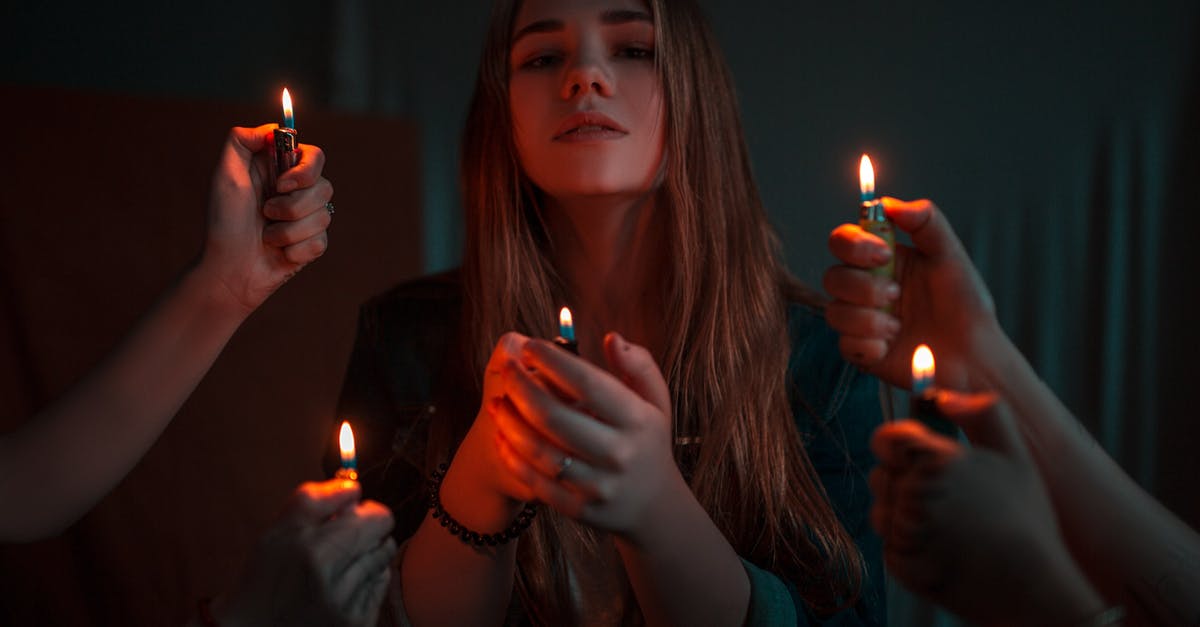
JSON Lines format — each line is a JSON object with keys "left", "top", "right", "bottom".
{"left": 824, "top": 198, "right": 998, "bottom": 390}
{"left": 214, "top": 479, "right": 396, "bottom": 627}
{"left": 491, "top": 331, "right": 683, "bottom": 543}
{"left": 197, "top": 124, "right": 333, "bottom": 315}
{"left": 437, "top": 332, "right": 539, "bottom": 532}
{"left": 870, "top": 392, "right": 1106, "bottom": 625}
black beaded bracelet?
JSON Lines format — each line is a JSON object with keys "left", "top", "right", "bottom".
{"left": 427, "top": 463, "right": 536, "bottom": 546}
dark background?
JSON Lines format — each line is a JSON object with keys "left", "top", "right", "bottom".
{"left": 2, "top": 1, "right": 1197, "bottom": 625}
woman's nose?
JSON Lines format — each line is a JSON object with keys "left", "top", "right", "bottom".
{"left": 561, "top": 58, "right": 612, "bottom": 100}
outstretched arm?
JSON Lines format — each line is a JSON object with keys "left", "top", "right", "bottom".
{"left": 827, "top": 198, "right": 1200, "bottom": 625}
{"left": 0, "top": 125, "right": 333, "bottom": 542}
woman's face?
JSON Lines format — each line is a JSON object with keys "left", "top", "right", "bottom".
{"left": 509, "top": 0, "right": 665, "bottom": 202}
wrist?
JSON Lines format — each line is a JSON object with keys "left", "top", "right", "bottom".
{"left": 184, "top": 257, "right": 259, "bottom": 322}
{"left": 618, "top": 465, "right": 695, "bottom": 550}
{"left": 440, "top": 459, "right": 526, "bottom": 534}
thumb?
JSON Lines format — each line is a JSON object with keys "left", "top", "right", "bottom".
{"left": 882, "top": 198, "right": 968, "bottom": 260}
{"left": 284, "top": 479, "right": 362, "bottom": 523}
{"left": 935, "top": 390, "right": 1028, "bottom": 460}
{"left": 603, "top": 332, "right": 672, "bottom": 419}
{"left": 226, "top": 123, "right": 274, "bottom": 158}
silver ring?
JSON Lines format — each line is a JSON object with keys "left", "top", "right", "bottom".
{"left": 324, "top": 201, "right": 335, "bottom": 216}
{"left": 554, "top": 456, "right": 574, "bottom": 481}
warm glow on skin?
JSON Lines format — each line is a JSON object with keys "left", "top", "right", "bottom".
{"left": 508, "top": 0, "right": 665, "bottom": 200}
{"left": 860, "top": 154, "right": 875, "bottom": 198}
{"left": 339, "top": 420, "right": 356, "bottom": 464}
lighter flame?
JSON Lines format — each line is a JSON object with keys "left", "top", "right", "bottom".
{"left": 912, "top": 344, "right": 935, "bottom": 383}
{"left": 282, "top": 88, "right": 293, "bottom": 122}
{"left": 559, "top": 307, "right": 573, "bottom": 330}
{"left": 859, "top": 154, "right": 875, "bottom": 198}
{"left": 339, "top": 420, "right": 356, "bottom": 465}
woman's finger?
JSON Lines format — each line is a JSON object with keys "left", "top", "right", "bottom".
{"left": 277, "top": 142, "right": 327, "bottom": 193}
{"left": 500, "top": 363, "right": 623, "bottom": 468}
{"left": 496, "top": 433, "right": 590, "bottom": 518}
{"left": 264, "top": 176, "right": 334, "bottom": 221}
{"left": 825, "top": 300, "right": 900, "bottom": 340}
{"left": 492, "top": 397, "right": 570, "bottom": 476}
{"left": 828, "top": 222, "right": 893, "bottom": 269}
{"left": 823, "top": 265, "right": 900, "bottom": 308}
{"left": 602, "top": 332, "right": 672, "bottom": 418}
{"left": 282, "top": 231, "right": 329, "bottom": 266}
{"left": 517, "top": 340, "right": 648, "bottom": 429}
{"left": 494, "top": 427, "right": 604, "bottom": 501}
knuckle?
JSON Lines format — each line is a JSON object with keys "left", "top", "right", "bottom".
{"left": 592, "top": 478, "right": 616, "bottom": 503}
{"left": 866, "top": 312, "right": 891, "bottom": 335}
{"left": 312, "top": 234, "right": 330, "bottom": 256}
{"left": 609, "top": 441, "right": 633, "bottom": 470}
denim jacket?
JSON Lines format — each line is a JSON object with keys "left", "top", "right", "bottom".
{"left": 334, "top": 272, "right": 885, "bottom": 626}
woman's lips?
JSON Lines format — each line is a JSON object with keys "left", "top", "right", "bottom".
{"left": 554, "top": 111, "right": 628, "bottom": 141}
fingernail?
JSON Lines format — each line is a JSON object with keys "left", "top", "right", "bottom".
{"left": 884, "top": 282, "right": 900, "bottom": 302}
{"left": 277, "top": 179, "right": 297, "bottom": 193}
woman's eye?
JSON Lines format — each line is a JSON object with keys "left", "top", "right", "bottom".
{"left": 522, "top": 54, "right": 562, "bottom": 69}
{"left": 618, "top": 47, "right": 654, "bottom": 60}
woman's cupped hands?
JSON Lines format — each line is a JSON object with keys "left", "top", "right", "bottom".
{"left": 466, "top": 330, "right": 685, "bottom": 545}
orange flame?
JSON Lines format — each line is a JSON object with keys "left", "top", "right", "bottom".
{"left": 912, "top": 344, "right": 935, "bottom": 393}
{"left": 338, "top": 420, "right": 355, "bottom": 466}
{"left": 859, "top": 154, "right": 875, "bottom": 198}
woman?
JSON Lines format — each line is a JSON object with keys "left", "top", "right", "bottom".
{"left": 337, "top": 0, "right": 883, "bottom": 624}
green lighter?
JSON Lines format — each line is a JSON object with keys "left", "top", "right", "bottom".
{"left": 859, "top": 154, "right": 895, "bottom": 281}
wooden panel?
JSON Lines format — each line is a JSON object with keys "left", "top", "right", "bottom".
{"left": 0, "top": 84, "right": 423, "bottom": 625}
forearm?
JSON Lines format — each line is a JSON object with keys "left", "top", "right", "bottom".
{"left": 615, "top": 474, "right": 750, "bottom": 627}
{"left": 400, "top": 464, "right": 523, "bottom": 627}
{"left": 975, "top": 326, "right": 1200, "bottom": 623}
{"left": 0, "top": 261, "right": 249, "bottom": 541}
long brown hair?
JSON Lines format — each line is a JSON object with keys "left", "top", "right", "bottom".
{"left": 456, "top": 0, "right": 864, "bottom": 620}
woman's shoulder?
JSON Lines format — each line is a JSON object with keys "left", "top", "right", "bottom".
{"left": 361, "top": 269, "right": 463, "bottom": 318}
{"left": 354, "top": 269, "right": 463, "bottom": 342}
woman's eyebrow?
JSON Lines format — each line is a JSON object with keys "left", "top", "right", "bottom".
{"left": 512, "top": 10, "right": 653, "bottom": 46}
